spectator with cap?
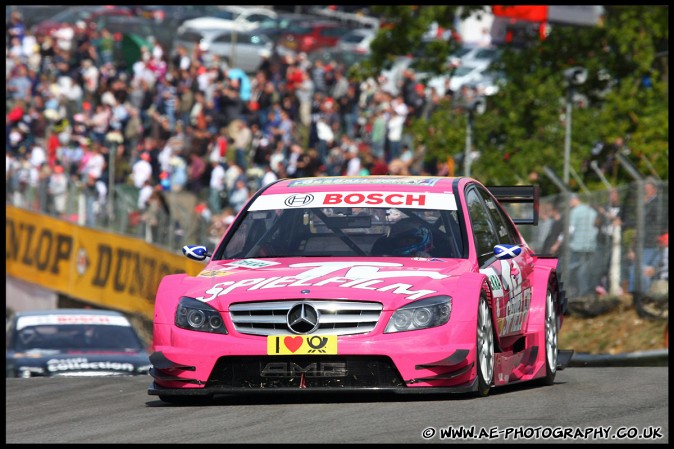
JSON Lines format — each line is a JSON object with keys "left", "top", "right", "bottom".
{"left": 168, "top": 151, "right": 187, "bottom": 192}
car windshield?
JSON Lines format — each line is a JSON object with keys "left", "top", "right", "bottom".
{"left": 13, "top": 323, "right": 144, "bottom": 352}
{"left": 454, "top": 65, "right": 481, "bottom": 76}
{"left": 219, "top": 203, "right": 465, "bottom": 259}
{"left": 310, "top": 50, "right": 369, "bottom": 66}
{"left": 210, "top": 10, "right": 238, "bottom": 21}
{"left": 341, "top": 32, "right": 368, "bottom": 43}
{"left": 259, "top": 16, "right": 305, "bottom": 30}
{"left": 290, "top": 25, "right": 314, "bottom": 35}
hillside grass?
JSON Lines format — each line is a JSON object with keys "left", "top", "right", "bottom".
{"left": 559, "top": 294, "right": 668, "bottom": 354}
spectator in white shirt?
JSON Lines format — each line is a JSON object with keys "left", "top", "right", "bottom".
{"left": 29, "top": 143, "right": 47, "bottom": 168}
{"left": 82, "top": 142, "right": 106, "bottom": 180}
{"left": 208, "top": 159, "right": 226, "bottom": 214}
{"left": 138, "top": 178, "right": 154, "bottom": 211}
{"left": 260, "top": 162, "right": 279, "bottom": 187}
{"left": 228, "top": 178, "right": 250, "bottom": 213}
{"left": 131, "top": 152, "right": 153, "bottom": 189}
{"left": 48, "top": 164, "right": 68, "bottom": 218}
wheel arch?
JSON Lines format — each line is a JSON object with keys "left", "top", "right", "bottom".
{"left": 528, "top": 259, "right": 562, "bottom": 333}
{"left": 153, "top": 273, "right": 190, "bottom": 325}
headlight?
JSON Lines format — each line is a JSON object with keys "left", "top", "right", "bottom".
{"left": 384, "top": 295, "right": 452, "bottom": 333}
{"left": 175, "top": 297, "right": 228, "bottom": 334}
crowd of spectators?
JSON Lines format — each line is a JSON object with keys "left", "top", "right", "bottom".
{"left": 5, "top": 10, "right": 668, "bottom": 303}
{"left": 6, "top": 9, "right": 477, "bottom": 244}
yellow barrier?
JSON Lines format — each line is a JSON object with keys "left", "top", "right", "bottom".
{"left": 6, "top": 205, "right": 204, "bottom": 320}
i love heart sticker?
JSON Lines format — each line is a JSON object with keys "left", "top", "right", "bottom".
{"left": 267, "top": 335, "right": 338, "bottom": 355}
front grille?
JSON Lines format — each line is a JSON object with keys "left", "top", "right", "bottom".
{"left": 207, "top": 356, "right": 405, "bottom": 389}
{"left": 229, "top": 300, "right": 383, "bottom": 336}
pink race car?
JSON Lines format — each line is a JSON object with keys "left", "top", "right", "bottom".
{"left": 148, "top": 176, "right": 572, "bottom": 403}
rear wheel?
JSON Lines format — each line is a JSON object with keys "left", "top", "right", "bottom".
{"left": 539, "top": 288, "right": 558, "bottom": 386}
{"left": 475, "top": 293, "right": 494, "bottom": 397}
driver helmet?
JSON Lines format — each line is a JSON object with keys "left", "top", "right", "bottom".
{"left": 388, "top": 218, "right": 433, "bottom": 256}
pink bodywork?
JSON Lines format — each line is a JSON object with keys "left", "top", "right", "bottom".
{"left": 151, "top": 177, "right": 559, "bottom": 392}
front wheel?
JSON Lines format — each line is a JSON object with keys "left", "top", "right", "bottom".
{"left": 475, "top": 293, "right": 494, "bottom": 397}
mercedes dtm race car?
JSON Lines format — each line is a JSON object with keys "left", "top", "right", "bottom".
{"left": 6, "top": 309, "right": 150, "bottom": 378}
{"left": 148, "top": 176, "right": 572, "bottom": 402}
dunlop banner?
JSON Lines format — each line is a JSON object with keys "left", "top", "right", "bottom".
{"left": 6, "top": 205, "right": 204, "bottom": 319}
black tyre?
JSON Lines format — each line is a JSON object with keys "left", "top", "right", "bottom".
{"left": 475, "top": 293, "right": 494, "bottom": 397}
{"left": 538, "top": 288, "right": 558, "bottom": 386}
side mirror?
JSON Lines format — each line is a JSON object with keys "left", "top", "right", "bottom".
{"left": 493, "top": 244, "right": 521, "bottom": 260}
{"left": 182, "top": 245, "right": 211, "bottom": 261}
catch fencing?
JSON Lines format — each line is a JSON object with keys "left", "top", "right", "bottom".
{"left": 6, "top": 176, "right": 668, "bottom": 308}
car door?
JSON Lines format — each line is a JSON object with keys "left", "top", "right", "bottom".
{"left": 466, "top": 184, "right": 533, "bottom": 339}
{"left": 239, "top": 31, "right": 271, "bottom": 73}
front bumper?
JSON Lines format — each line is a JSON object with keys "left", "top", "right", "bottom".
{"left": 148, "top": 320, "right": 478, "bottom": 395}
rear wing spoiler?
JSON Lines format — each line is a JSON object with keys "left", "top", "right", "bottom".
{"left": 486, "top": 185, "right": 540, "bottom": 225}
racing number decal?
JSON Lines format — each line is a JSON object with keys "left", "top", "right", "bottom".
{"left": 481, "top": 260, "right": 530, "bottom": 335}
{"left": 500, "top": 259, "right": 530, "bottom": 335}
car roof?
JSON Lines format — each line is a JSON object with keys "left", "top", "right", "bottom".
{"left": 263, "top": 176, "right": 461, "bottom": 195}
{"left": 221, "top": 5, "right": 275, "bottom": 14}
{"left": 179, "top": 19, "right": 255, "bottom": 33}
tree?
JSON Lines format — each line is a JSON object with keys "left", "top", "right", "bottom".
{"left": 367, "top": 5, "right": 668, "bottom": 195}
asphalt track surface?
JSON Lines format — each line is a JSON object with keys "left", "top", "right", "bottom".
{"left": 6, "top": 367, "right": 668, "bottom": 444}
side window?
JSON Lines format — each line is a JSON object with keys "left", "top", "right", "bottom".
{"left": 249, "top": 34, "right": 266, "bottom": 46}
{"left": 246, "top": 14, "right": 263, "bottom": 23}
{"left": 213, "top": 33, "right": 232, "bottom": 44}
{"left": 476, "top": 187, "right": 520, "bottom": 245}
{"left": 466, "top": 187, "right": 499, "bottom": 264}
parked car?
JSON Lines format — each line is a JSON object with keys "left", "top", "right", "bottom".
{"left": 255, "top": 12, "right": 316, "bottom": 40}
{"left": 456, "top": 45, "right": 501, "bottom": 68}
{"left": 279, "top": 20, "right": 354, "bottom": 54}
{"left": 173, "top": 24, "right": 274, "bottom": 73}
{"left": 335, "top": 28, "right": 376, "bottom": 54}
{"left": 308, "top": 47, "right": 372, "bottom": 69}
{"left": 6, "top": 308, "right": 150, "bottom": 378}
{"left": 132, "top": 5, "right": 224, "bottom": 25}
{"left": 378, "top": 55, "right": 414, "bottom": 96}
{"left": 180, "top": 5, "right": 277, "bottom": 33}
{"left": 93, "top": 15, "right": 167, "bottom": 68}
{"left": 32, "top": 5, "right": 134, "bottom": 37}
{"left": 438, "top": 63, "right": 502, "bottom": 95}
{"left": 148, "top": 175, "right": 571, "bottom": 403}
